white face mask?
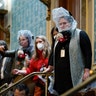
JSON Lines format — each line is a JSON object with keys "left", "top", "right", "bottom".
{"left": 37, "top": 43, "right": 44, "bottom": 51}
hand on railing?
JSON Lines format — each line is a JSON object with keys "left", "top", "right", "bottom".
{"left": 43, "top": 65, "right": 54, "bottom": 73}
{"left": 12, "top": 69, "right": 26, "bottom": 75}
{"left": 83, "top": 68, "right": 90, "bottom": 81}
{"left": 0, "top": 71, "right": 53, "bottom": 96}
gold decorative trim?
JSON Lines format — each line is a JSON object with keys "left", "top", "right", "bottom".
{"left": 40, "top": 0, "right": 51, "bottom": 21}
{"left": 0, "top": 9, "right": 8, "bottom": 15}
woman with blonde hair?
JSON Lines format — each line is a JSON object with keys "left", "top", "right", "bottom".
{"left": 33, "top": 35, "right": 50, "bottom": 60}
{"left": 12, "top": 35, "right": 51, "bottom": 96}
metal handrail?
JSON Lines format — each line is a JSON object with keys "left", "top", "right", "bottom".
{"left": 0, "top": 83, "right": 8, "bottom": 91}
{"left": 2, "top": 71, "right": 96, "bottom": 96}
{"left": 0, "top": 72, "right": 53, "bottom": 96}
{"left": 61, "top": 71, "right": 96, "bottom": 96}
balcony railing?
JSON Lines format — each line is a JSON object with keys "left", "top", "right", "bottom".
{"left": 0, "top": 72, "right": 53, "bottom": 96}
{"left": 1, "top": 70, "right": 96, "bottom": 96}
{"left": 61, "top": 70, "right": 96, "bottom": 96}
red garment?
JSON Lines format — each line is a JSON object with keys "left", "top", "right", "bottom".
{"left": 26, "top": 50, "right": 48, "bottom": 82}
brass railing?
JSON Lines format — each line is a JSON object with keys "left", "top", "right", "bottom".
{"left": 0, "top": 83, "right": 8, "bottom": 91}
{"left": 1, "top": 71, "right": 96, "bottom": 96}
{"left": 0, "top": 72, "right": 53, "bottom": 96}
{"left": 61, "top": 71, "right": 96, "bottom": 96}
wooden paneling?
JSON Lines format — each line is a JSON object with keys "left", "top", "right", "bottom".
{"left": 59, "top": 0, "right": 68, "bottom": 8}
{"left": 0, "top": 15, "right": 4, "bottom": 39}
{"left": 0, "top": 9, "right": 8, "bottom": 40}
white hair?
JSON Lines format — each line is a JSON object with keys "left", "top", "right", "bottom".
{"left": 17, "top": 30, "right": 34, "bottom": 46}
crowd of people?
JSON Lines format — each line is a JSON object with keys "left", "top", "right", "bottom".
{"left": 0, "top": 7, "right": 93, "bottom": 96}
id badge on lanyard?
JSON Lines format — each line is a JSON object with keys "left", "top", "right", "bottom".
{"left": 60, "top": 48, "right": 65, "bottom": 57}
